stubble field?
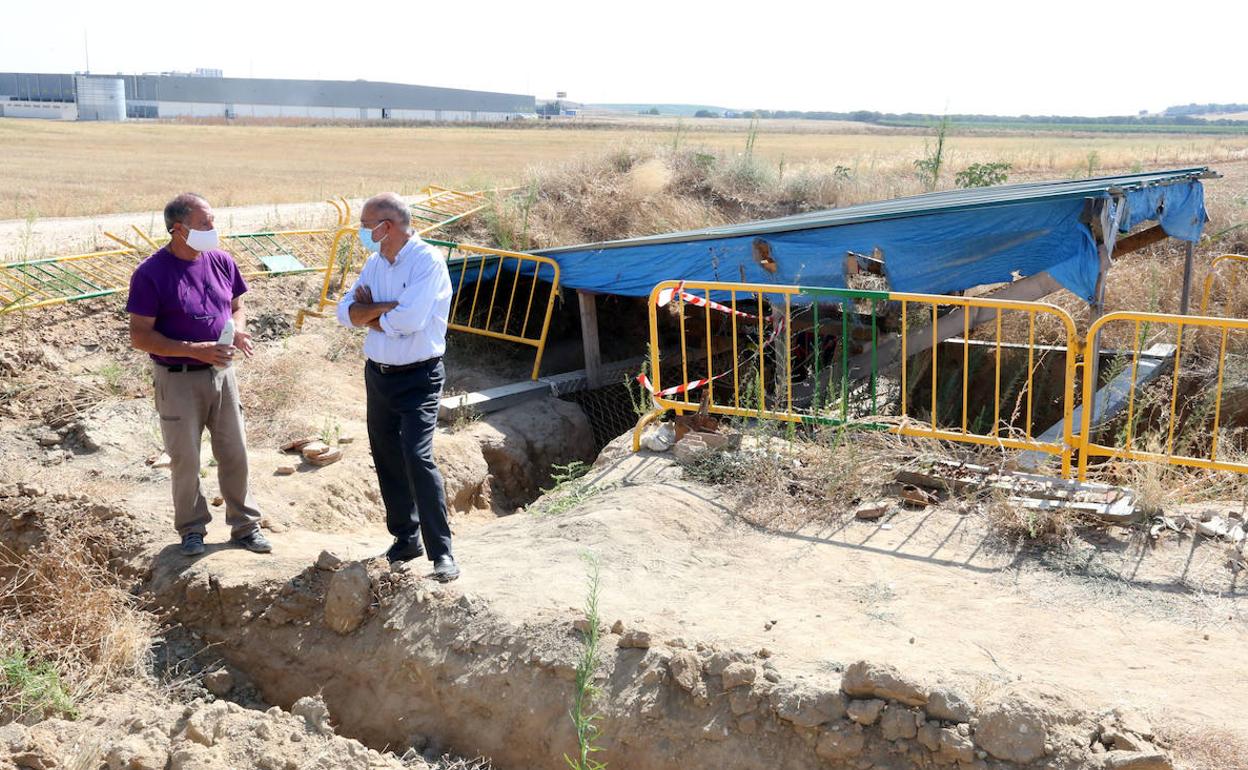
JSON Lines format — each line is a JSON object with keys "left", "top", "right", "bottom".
{"left": 4, "top": 117, "right": 1248, "bottom": 219}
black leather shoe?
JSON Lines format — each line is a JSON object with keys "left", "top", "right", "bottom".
{"left": 433, "top": 555, "right": 460, "bottom": 582}
{"left": 386, "top": 538, "right": 424, "bottom": 564}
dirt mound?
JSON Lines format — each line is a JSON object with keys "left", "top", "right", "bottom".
{"left": 0, "top": 484, "right": 153, "bottom": 581}
{"left": 0, "top": 690, "right": 433, "bottom": 770}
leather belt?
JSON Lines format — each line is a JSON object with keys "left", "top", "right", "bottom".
{"left": 160, "top": 363, "right": 212, "bottom": 373}
{"left": 368, "top": 357, "right": 440, "bottom": 375}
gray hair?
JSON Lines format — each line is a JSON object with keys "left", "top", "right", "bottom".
{"left": 364, "top": 192, "right": 411, "bottom": 228}
{"left": 163, "top": 193, "right": 207, "bottom": 232}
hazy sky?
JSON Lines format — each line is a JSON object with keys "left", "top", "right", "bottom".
{"left": 1, "top": 0, "right": 1242, "bottom": 116}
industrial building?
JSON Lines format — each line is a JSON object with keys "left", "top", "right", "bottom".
{"left": 0, "top": 71, "right": 534, "bottom": 122}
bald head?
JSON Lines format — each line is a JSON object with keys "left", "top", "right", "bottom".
{"left": 362, "top": 192, "right": 411, "bottom": 229}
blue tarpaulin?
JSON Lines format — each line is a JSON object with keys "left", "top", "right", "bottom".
{"left": 528, "top": 168, "right": 1209, "bottom": 302}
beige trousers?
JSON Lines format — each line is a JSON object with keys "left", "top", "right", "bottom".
{"left": 153, "top": 365, "right": 262, "bottom": 538}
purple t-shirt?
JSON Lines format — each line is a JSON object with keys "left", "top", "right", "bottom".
{"left": 126, "top": 247, "right": 247, "bottom": 366}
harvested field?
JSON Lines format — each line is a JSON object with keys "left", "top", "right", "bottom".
{"left": 5, "top": 117, "right": 1248, "bottom": 218}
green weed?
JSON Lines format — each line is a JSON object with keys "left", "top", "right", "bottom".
{"left": 955, "top": 161, "right": 1012, "bottom": 188}
{"left": 565, "top": 553, "right": 607, "bottom": 770}
{"left": 319, "top": 416, "right": 341, "bottom": 445}
{"left": 533, "top": 461, "right": 605, "bottom": 516}
{"left": 94, "top": 361, "right": 129, "bottom": 396}
{"left": 914, "top": 114, "right": 951, "bottom": 191}
{"left": 0, "top": 649, "right": 77, "bottom": 720}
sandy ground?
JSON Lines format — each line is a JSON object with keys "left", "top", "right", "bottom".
{"left": 3, "top": 281, "right": 1244, "bottom": 740}
{"left": 468, "top": 443, "right": 1246, "bottom": 732}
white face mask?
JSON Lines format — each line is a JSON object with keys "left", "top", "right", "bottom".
{"left": 184, "top": 226, "right": 220, "bottom": 252}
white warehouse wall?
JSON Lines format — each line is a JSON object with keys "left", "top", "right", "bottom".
{"left": 0, "top": 100, "right": 78, "bottom": 119}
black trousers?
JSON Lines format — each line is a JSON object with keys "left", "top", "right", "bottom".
{"left": 364, "top": 358, "right": 452, "bottom": 559}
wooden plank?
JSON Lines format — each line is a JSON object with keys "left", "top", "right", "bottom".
{"left": 895, "top": 463, "right": 1136, "bottom": 522}
{"left": 578, "top": 290, "right": 602, "bottom": 388}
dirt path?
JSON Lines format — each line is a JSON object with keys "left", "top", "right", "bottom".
{"left": 0, "top": 198, "right": 352, "bottom": 260}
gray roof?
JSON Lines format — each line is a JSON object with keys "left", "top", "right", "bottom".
{"left": 0, "top": 72, "right": 533, "bottom": 112}
{"left": 535, "top": 167, "right": 1211, "bottom": 254}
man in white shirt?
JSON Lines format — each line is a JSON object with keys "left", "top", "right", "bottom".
{"left": 336, "top": 192, "right": 459, "bottom": 581}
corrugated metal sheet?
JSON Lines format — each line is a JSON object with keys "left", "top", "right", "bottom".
{"left": 535, "top": 167, "right": 1211, "bottom": 255}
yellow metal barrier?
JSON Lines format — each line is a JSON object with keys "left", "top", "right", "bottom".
{"left": 295, "top": 227, "right": 561, "bottom": 380}
{"left": 6, "top": 193, "right": 486, "bottom": 317}
{"left": 222, "top": 229, "right": 343, "bottom": 277}
{"left": 0, "top": 248, "right": 143, "bottom": 313}
{"left": 1199, "top": 253, "right": 1248, "bottom": 316}
{"left": 105, "top": 227, "right": 340, "bottom": 277}
{"left": 411, "top": 186, "right": 487, "bottom": 236}
{"left": 634, "top": 280, "right": 1081, "bottom": 476}
{"left": 1077, "top": 311, "right": 1248, "bottom": 479}
{"left": 325, "top": 196, "right": 351, "bottom": 227}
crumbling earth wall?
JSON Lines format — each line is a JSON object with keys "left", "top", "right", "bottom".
{"left": 150, "top": 550, "right": 1175, "bottom": 770}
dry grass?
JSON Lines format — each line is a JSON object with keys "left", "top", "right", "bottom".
{"left": 236, "top": 340, "right": 324, "bottom": 444}
{"left": 0, "top": 526, "right": 154, "bottom": 720}
{"left": 680, "top": 427, "right": 941, "bottom": 529}
{"left": 457, "top": 144, "right": 893, "bottom": 251}
{"left": 5, "top": 117, "right": 1248, "bottom": 219}
{"left": 982, "top": 488, "right": 1078, "bottom": 545}
{"left": 1160, "top": 721, "right": 1248, "bottom": 770}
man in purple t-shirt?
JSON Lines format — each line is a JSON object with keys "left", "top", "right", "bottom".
{"left": 126, "top": 193, "right": 271, "bottom": 557}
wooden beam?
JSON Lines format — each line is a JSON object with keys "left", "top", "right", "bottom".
{"left": 437, "top": 354, "right": 651, "bottom": 422}
{"left": 578, "top": 290, "right": 602, "bottom": 388}
{"left": 1180, "top": 241, "right": 1195, "bottom": 315}
{"left": 1112, "top": 224, "right": 1169, "bottom": 256}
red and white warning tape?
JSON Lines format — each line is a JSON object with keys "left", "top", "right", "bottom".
{"left": 657, "top": 281, "right": 759, "bottom": 320}
{"left": 641, "top": 283, "right": 792, "bottom": 403}
{"left": 637, "top": 371, "right": 731, "bottom": 398}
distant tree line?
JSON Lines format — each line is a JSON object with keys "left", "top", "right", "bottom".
{"left": 1161, "top": 103, "right": 1248, "bottom": 117}
{"left": 689, "top": 108, "right": 1248, "bottom": 126}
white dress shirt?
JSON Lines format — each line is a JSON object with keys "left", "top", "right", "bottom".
{"left": 336, "top": 237, "right": 452, "bottom": 365}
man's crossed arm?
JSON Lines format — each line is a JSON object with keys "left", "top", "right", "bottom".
{"left": 347, "top": 285, "right": 398, "bottom": 332}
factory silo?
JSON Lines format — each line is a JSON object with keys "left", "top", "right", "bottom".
{"left": 75, "top": 76, "right": 126, "bottom": 121}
